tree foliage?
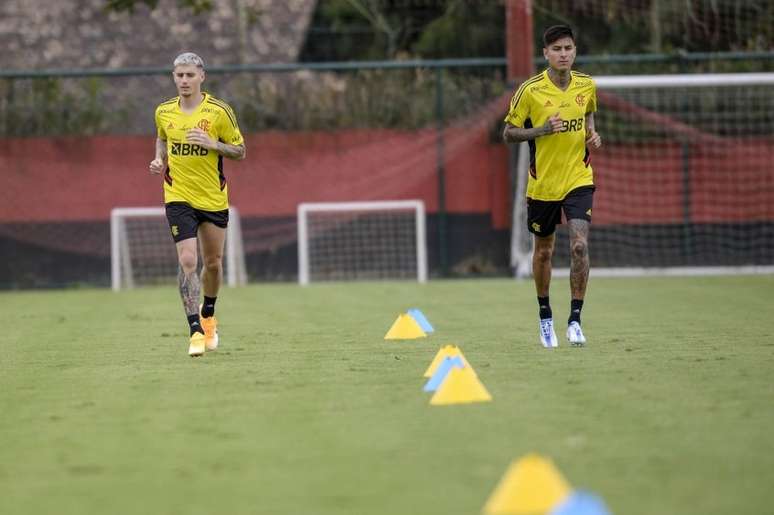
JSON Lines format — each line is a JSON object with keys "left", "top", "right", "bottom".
{"left": 302, "top": 0, "right": 773, "bottom": 62}
{"left": 534, "top": 0, "right": 774, "bottom": 54}
{"left": 300, "top": 0, "right": 504, "bottom": 61}
{"left": 104, "top": 0, "right": 213, "bottom": 15}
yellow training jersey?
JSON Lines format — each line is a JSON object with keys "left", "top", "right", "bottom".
{"left": 504, "top": 69, "right": 597, "bottom": 201}
{"left": 154, "top": 92, "right": 244, "bottom": 211}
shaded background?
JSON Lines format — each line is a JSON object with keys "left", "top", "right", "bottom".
{"left": 1, "top": 0, "right": 772, "bottom": 288}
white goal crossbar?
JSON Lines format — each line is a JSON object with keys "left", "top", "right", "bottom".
{"left": 297, "top": 200, "right": 428, "bottom": 285}
{"left": 594, "top": 72, "right": 774, "bottom": 88}
{"left": 111, "top": 206, "right": 247, "bottom": 290}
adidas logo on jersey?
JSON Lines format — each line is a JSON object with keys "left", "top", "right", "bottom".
{"left": 544, "top": 100, "right": 553, "bottom": 107}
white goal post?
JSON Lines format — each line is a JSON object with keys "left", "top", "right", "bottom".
{"left": 297, "top": 200, "right": 428, "bottom": 285}
{"left": 111, "top": 206, "right": 247, "bottom": 290}
{"left": 511, "top": 72, "right": 774, "bottom": 278}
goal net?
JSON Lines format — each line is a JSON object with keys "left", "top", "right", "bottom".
{"left": 111, "top": 206, "right": 247, "bottom": 290}
{"left": 512, "top": 72, "right": 774, "bottom": 277}
{"left": 297, "top": 200, "right": 428, "bottom": 284}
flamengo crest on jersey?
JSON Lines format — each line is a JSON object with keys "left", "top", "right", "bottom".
{"left": 505, "top": 70, "right": 597, "bottom": 201}
{"left": 154, "top": 93, "right": 244, "bottom": 211}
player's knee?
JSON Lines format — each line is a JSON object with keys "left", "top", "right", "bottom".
{"left": 202, "top": 256, "right": 223, "bottom": 274}
{"left": 178, "top": 252, "right": 197, "bottom": 273}
{"left": 570, "top": 240, "right": 588, "bottom": 259}
{"left": 534, "top": 246, "right": 553, "bottom": 263}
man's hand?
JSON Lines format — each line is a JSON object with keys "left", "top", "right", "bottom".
{"left": 149, "top": 158, "right": 165, "bottom": 175}
{"left": 186, "top": 128, "right": 217, "bottom": 149}
{"left": 586, "top": 129, "right": 602, "bottom": 149}
{"left": 543, "top": 112, "right": 563, "bottom": 135}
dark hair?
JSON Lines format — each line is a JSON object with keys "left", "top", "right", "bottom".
{"left": 543, "top": 25, "right": 575, "bottom": 47}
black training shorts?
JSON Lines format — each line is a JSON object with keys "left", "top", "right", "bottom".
{"left": 165, "top": 202, "right": 229, "bottom": 243}
{"left": 526, "top": 185, "right": 595, "bottom": 237}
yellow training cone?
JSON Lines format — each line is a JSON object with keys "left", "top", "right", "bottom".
{"left": 423, "top": 345, "right": 474, "bottom": 377}
{"left": 482, "top": 454, "right": 571, "bottom": 515}
{"left": 384, "top": 314, "right": 427, "bottom": 340}
{"left": 429, "top": 366, "right": 491, "bottom": 405}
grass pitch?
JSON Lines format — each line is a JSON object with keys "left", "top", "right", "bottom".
{"left": 2, "top": 275, "right": 773, "bottom": 515}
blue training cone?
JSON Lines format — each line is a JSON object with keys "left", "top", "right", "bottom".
{"left": 407, "top": 308, "right": 434, "bottom": 333}
{"left": 550, "top": 491, "right": 611, "bottom": 515}
{"left": 423, "top": 355, "right": 464, "bottom": 392}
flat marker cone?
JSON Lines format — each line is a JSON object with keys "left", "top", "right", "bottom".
{"left": 407, "top": 308, "right": 434, "bottom": 333}
{"left": 482, "top": 454, "right": 571, "bottom": 515}
{"left": 549, "top": 491, "right": 611, "bottom": 515}
{"left": 423, "top": 355, "right": 465, "bottom": 392}
{"left": 384, "top": 313, "right": 427, "bottom": 340}
{"left": 429, "top": 366, "right": 491, "bottom": 405}
{"left": 423, "top": 345, "right": 473, "bottom": 378}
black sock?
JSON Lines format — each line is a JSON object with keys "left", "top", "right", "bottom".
{"left": 188, "top": 314, "right": 204, "bottom": 335}
{"left": 538, "top": 296, "right": 552, "bottom": 320}
{"left": 201, "top": 296, "right": 217, "bottom": 318}
{"left": 569, "top": 299, "right": 584, "bottom": 325}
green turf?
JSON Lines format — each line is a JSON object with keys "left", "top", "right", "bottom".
{"left": 2, "top": 276, "right": 773, "bottom": 515}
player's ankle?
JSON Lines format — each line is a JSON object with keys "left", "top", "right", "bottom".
{"left": 187, "top": 314, "right": 204, "bottom": 335}
{"left": 538, "top": 296, "right": 552, "bottom": 319}
{"left": 201, "top": 296, "right": 217, "bottom": 318}
{"left": 568, "top": 299, "right": 584, "bottom": 325}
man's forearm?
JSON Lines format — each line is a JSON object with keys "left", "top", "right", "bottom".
{"left": 215, "top": 142, "right": 246, "bottom": 160}
{"left": 503, "top": 124, "right": 549, "bottom": 143}
{"left": 155, "top": 138, "right": 167, "bottom": 161}
{"left": 585, "top": 112, "right": 595, "bottom": 132}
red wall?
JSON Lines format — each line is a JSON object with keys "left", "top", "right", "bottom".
{"left": 1, "top": 131, "right": 772, "bottom": 228}
{"left": 0, "top": 127, "right": 510, "bottom": 228}
{"left": 593, "top": 140, "right": 774, "bottom": 224}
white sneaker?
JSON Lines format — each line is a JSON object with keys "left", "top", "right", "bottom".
{"left": 566, "top": 321, "right": 586, "bottom": 346}
{"left": 539, "top": 318, "right": 559, "bottom": 348}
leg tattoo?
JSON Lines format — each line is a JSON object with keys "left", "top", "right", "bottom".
{"left": 568, "top": 219, "right": 590, "bottom": 300}
{"left": 178, "top": 267, "right": 201, "bottom": 316}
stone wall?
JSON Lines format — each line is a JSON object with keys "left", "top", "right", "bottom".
{"left": 0, "top": 0, "right": 316, "bottom": 70}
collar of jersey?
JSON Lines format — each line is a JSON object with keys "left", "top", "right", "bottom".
{"left": 543, "top": 69, "right": 573, "bottom": 93}
{"left": 176, "top": 92, "right": 209, "bottom": 115}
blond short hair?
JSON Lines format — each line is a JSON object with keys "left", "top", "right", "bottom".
{"left": 173, "top": 52, "right": 204, "bottom": 69}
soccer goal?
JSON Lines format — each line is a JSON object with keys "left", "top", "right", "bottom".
{"left": 511, "top": 72, "right": 774, "bottom": 278}
{"left": 110, "top": 206, "right": 247, "bottom": 290}
{"left": 297, "top": 200, "right": 428, "bottom": 284}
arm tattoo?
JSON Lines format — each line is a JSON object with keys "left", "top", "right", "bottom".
{"left": 503, "top": 124, "right": 549, "bottom": 143}
{"left": 178, "top": 268, "right": 201, "bottom": 317}
{"left": 568, "top": 219, "right": 590, "bottom": 299}
{"left": 585, "top": 112, "right": 595, "bottom": 132}
{"left": 156, "top": 138, "right": 167, "bottom": 161}
{"left": 215, "top": 142, "right": 246, "bottom": 160}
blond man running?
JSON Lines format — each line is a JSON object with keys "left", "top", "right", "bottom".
{"left": 149, "top": 52, "right": 246, "bottom": 356}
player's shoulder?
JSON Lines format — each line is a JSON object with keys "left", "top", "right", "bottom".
{"left": 509, "top": 72, "right": 547, "bottom": 109}
{"left": 203, "top": 94, "right": 236, "bottom": 115}
{"left": 155, "top": 96, "right": 179, "bottom": 114}
{"left": 203, "top": 94, "right": 239, "bottom": 127}
{"left": 571, "top": 70, "right": 596, "bottom": 88}
{"left": 517, "top": 71, "right": 548, "bottom": 94}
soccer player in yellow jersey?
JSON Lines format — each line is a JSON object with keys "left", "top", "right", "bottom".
{"left": 503, "top": 25, "right": 602, "bottom": 348}
{"left": 149, "top": 52, "right": 246, "bottom": 357}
